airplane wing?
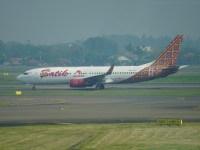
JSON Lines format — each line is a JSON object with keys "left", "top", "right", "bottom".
{"left": 69, "top": 65, "right": 114, "bottom": 87}
{"left": 84, "top": 64, "right": 114, "bottom": 83}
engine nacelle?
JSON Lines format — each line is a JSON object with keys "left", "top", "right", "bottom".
{"left": 69, "top": 79, "right": 86, "bottom": 87}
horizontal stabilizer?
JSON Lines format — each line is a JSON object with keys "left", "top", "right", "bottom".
{"left": 179, "top": 65, "right": 188, "bottom": 69}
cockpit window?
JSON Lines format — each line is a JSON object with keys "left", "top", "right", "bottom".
{"left": 23, "top": 72, "right": 29, "bottom": 75}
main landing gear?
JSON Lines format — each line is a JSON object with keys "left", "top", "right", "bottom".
{"left": 95, "top": 83, "right": 105, "bottom": 90}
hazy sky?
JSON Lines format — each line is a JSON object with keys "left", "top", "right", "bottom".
{"left": 0, "top": 0, "right": 199, "bottom": 44}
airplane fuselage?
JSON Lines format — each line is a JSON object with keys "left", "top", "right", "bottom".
{"left": 17, "top": 64, "right": 151, "bottom": 85}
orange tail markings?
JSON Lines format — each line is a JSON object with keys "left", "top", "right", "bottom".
{"left": 121, "top": 35, "right": 184, "bottom": 83}
{"left": 152, "top": 35, "right": 183, "bottom": 67}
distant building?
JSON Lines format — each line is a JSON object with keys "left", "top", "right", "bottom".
{"left": 117, "top": 56, "right": 131, "bottom": 65}
{"left": 9, "top": 57, "right": 22, "bottom": 65}
{"left": 117, "top": 56, "right": 130, "bottom": 62}
{"left": 140, "top": 46, "right": 153, "bottom": 52}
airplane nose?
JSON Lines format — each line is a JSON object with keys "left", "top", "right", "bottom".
{"left": 17, "top": 74, "right": 22, "bottom": 81}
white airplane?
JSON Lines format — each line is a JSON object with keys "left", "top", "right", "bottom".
{"left": 17, "top": 35, "right": 186, "bottom": 90}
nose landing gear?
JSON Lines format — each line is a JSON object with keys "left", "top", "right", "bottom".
{"left": 32, "top": 85, "right": 36, "bottom": 90}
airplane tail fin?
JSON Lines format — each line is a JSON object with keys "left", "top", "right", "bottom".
{"left": 119, "top": 35, "right": 184, "bottom": 83}
{"left": 152, "top": 35, "right": 183, "bottom": 67}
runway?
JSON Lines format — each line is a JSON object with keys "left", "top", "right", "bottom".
{"left": 1, "top": 83, "right": 200, "bottom": 90}
{"left": 0, "top": 83, "right": 200, "bottom": 125}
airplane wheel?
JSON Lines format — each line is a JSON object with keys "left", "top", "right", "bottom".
{"left": 32, "top": 85, "right": 36, "bottom": 90}
{"left": 96, "top": 83, "right": 105, "bottom": 90}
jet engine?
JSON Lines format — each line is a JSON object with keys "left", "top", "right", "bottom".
{"left": 69, "top": 79, "right": 86, "bottom": 87}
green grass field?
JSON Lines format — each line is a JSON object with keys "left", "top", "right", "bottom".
{"left": 0, "top": 123, "right": 200, "bottom": 150}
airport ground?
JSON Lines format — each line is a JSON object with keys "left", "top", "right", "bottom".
{"left": 0, "top": 65, "right": 200, "bottom": 149}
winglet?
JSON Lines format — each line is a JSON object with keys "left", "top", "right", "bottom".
{"left": 106, "top": 64, "right": 114, "bottom": 75}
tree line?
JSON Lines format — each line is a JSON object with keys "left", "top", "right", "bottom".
{"left": 0, "top": 35, "right": 199, "bottom": 66}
